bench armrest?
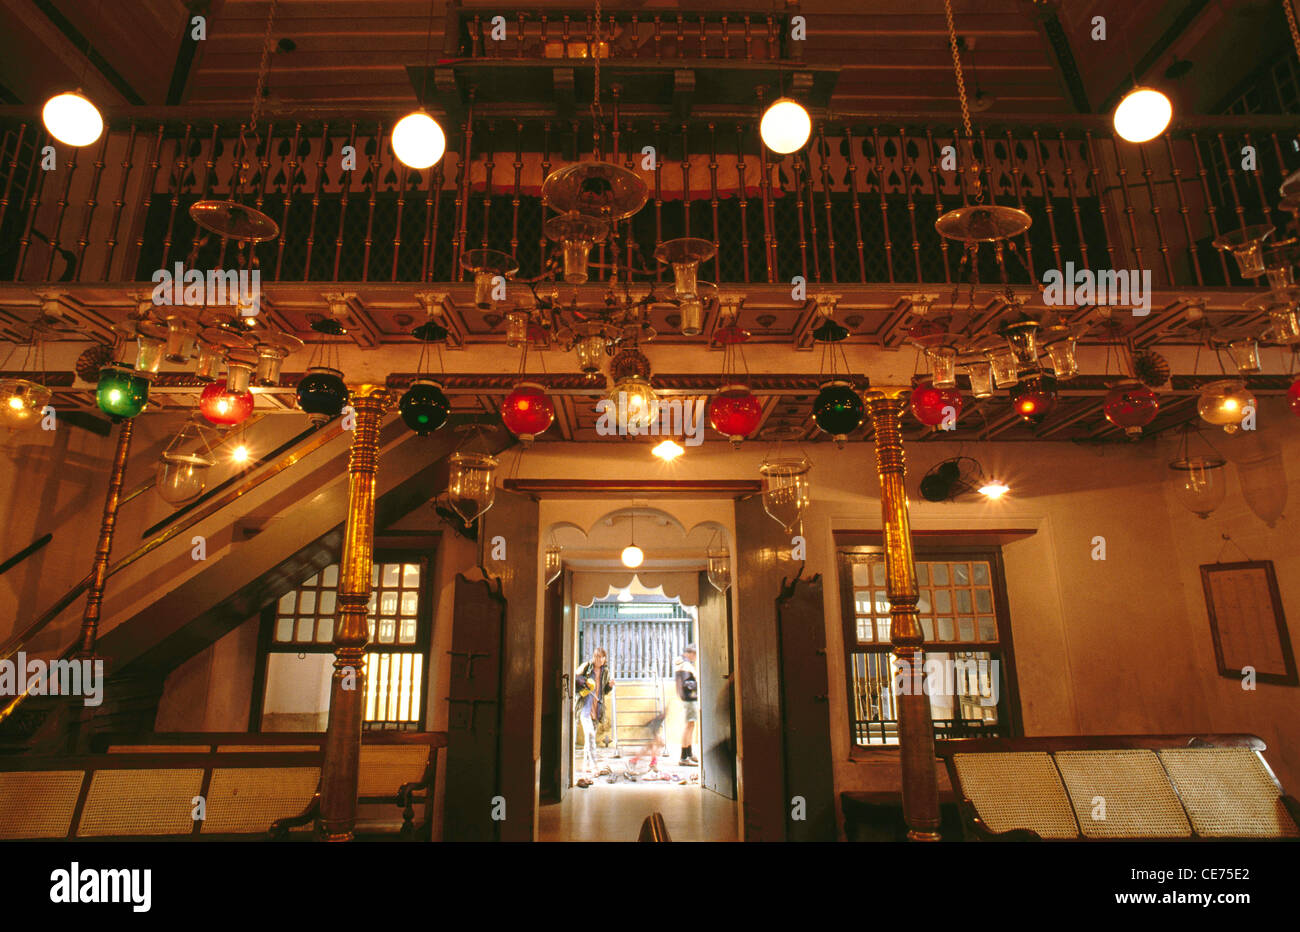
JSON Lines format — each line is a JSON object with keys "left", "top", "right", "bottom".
{"left": 269, "top": 791, "right": 320, "bottom": 840}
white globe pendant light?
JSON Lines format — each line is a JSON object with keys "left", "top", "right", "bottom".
{"left": 760, "top": 98, "right": 811, "bottom": 154}
{"left": 42, "top": 91, "right": 104, "bottom": 147}
{"left": 1113, "top": 87, "right": 1172, "bottom": 144}
{"left": 392, "top": 109, "right": 446, "bottom": 169}
{"left": 621, "top": 545, "right": 644, "bottom": 569}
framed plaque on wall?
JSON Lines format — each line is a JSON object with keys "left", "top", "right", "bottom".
{"left": 1200, "top": 560, "right": 1298, "bottom": 686}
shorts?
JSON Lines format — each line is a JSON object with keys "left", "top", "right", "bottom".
{"left": 682, "top": 701, "right": 698, "bottom": 723}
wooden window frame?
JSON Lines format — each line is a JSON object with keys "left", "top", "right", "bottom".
{"left": 837, "top": 542, "right": 1024, "bottom": 753}
{"left": 251, "top": 542, "right": 436, "bottom": 732}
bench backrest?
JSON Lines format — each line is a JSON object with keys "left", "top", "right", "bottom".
{"left": 103, "top": 732, "right": 445, "bottom": 802}
{"left": 0, "top": 752, "right": 321, "bottom": 840}
{"left": 940, "top": 735, "right": 1299, "bottom": 841}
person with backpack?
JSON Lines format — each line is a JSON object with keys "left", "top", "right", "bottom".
{"left": 674, "top": 644, "right": 699, "bottom": 766}
{"left": 575, "top": 647, "right": 614, "bottom": 774}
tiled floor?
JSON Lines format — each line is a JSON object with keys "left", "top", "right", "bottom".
{"left": 538, "top": 781, "right": 740, "bottom": 842}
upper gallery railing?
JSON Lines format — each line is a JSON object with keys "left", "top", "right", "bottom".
{"left": 1, "top": 109, "right": 1296, "bottom": 290}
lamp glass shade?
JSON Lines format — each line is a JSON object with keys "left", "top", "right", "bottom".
{"left": 965, "top": 361, "right": 995, "bottom": 399}
{"left": 295, "top": 366, "right": 350, "bottom": 425}
{"left": 391, "top": 110, "right": 446, "bottom": 169}
{"left": 446, "top": 452, "right": 498, "bottom": 526}
{"left": 1169, "top": 455, "right": 1227, "bottom": 518}
{"left": 155, "top": 452, "right": 213, "bottom": 506}
{"left": 42, "top": 91, "right": 104, "bottom": 147}
{"left": 987, "top": 349, "right": 1020, "bottom": 388}
{"left": 910, "top": 381, "right": 963, "bottom": 428}
{"left": 0, "top": 378, "right": 52, "bottom": 431}
{"left": 1044, "top": 336, "right": 1080, "bottom": 380}
{"left": 545, "top": 545, "right": 563, "bottom": 586}
{"left": 1103, "top": 382, "right": 1159, "bottom": 438}
{"left": 1227, "top": 339, "right": 1262, "bottom": 374}
{"left": 1009, "top": 373, "right": 1058, "bottom": 424}
{"left": 96, "top": 365, "right": 149, "bottom": 420}
{"left": 707, "top": 548, "right": 732, "bottom": 592}
{"left": 1197, "top": 379, "right": 1255, "bottom": 434}
{"left": 759, "top": 458, "right": 811, "bottom": 532}
{"left": 1112, "top": 87, "right": 1172, "bottom": 143}
{"left": 399, "top": 379, "right": 450, "bottom": 435}
{"left": 1289, "top": 375, "right": 1300, "bottom": 417}
{"left": 759, "top": 98, "right": 812, "bottom": 154}
{"left": 607, "top": 375, "right": 659, "bottom": 433}
{"left": 198, "top": 382, "right": 255, "bottom": 428}
{"left": 708, "top": 385, "right": 763, "bottom": 444}
{"left": 501, "top": 381, "right": 555, "bottom": 442}
{"left": 812, "top": 380, "right": 864, "bottom": 444}
{"left": 925, "top": 346, "right": 959, "bottom": 388}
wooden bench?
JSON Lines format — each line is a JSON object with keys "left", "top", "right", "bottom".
{"left": 0, "top": 751, "right": 322, "bottom": 841}
{"left": 96, "top": 731, "right": 447, "bottom": 839}
{"left": 936, "top": 734, "right": 1300, "bottom": 841}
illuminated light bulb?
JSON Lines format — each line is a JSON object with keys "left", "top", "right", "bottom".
{"left": 8, "top": 396, "right": 23, "bottom": 410}
{"left": 231, "top": 444, "right": 250, "bottom": 464}
{"left": 391, "top": 110, "right": 446, "bottom": 169}
{"left": 759, "top": 98, "right": 811, "bottom": 154}
{"left": 978, "top": 481, "right": 1010, "bottom": 500}
{"left": 42, "top": 91, "right": 104, "bottom": 147}
{"left": 1113, "top": 87, "right": 1172, "bottom": 144}
{"left": 652, "top": 439, "right": 684, "bottom": 462}
{"left": 621, "top": 545, "right": 644, "bottom": 569}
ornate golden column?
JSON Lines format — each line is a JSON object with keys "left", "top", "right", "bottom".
{"left": 319, "top": 386, "right": 391, "bottom": 842}
{"left": 76, "top": 419, "right": 135, "bottom": 657}
{"left": 865, "top": 387, "right": 941, "bottom": 842}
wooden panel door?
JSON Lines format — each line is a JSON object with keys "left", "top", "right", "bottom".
{"left": 442, "top": 574, "right": 505, "bottom": 842}
{"left": 539, "top": 571, "right": 564, "bottom": 802}
{"left": 733, "top": 494, "right": 799, "bottom": 841}
{"left": 559, "top": 570, "right": 574, "bottom": 797}
{"left": 776, "top": 574, "right": 836, "bottom": 841}
{"left": 698, "top": 571, "right": 736, "bottom": 799}
{"left": 480, "top": 489, "right": 540, "bottom": 841}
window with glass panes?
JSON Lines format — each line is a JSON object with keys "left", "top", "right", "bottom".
{"left": 838, "top": 548, "right": 1019, "bottom": 747}
{"left": 260, "top": 557, "right": 429, "bottom": 731}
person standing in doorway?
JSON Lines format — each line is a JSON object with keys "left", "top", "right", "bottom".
{"left": 575, "top": 647, "right": 614, "bottom": 774}
{"left": 675, "top": 644, "right": 699, "bottom": 766}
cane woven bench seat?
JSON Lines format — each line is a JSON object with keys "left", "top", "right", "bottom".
{"left": 77, "top": 768, "right": 204, "bottom": 837}
{"left": 0, "top": 770, "right": 83, "bottom": 839}
{"left": 951, "top": 752, "right": 1078, "bottom": 839}
{"left": 201, "top": 766, "right": 320, "bottom": 834}
{"left": 1158, "top": 748, "right": 1300, "bottom": 839}
{"left": 936, "top": 735, "right": 1300, "bottom": 842}
{"left": 1053, "top": 749, "right": 1191, "bottom": 839}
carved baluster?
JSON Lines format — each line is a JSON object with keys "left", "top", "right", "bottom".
{"left": 333, "top": 121, "right": 358, "bottom": 281}
{"left": 304, "top": 123, "right": 330, "bottom": 281}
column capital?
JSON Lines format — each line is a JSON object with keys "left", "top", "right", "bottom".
{"left": 863, "top": 385, "right": 912, "bottom": 403}
{"left": 346, "top": 384, "right": 395, "bottom": 412}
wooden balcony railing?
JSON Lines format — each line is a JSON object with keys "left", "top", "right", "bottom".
{"left": 2, "top": 110, "right": 1297, "bottom": 291}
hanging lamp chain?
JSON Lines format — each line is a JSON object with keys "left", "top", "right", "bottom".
{"left": 942, "top": 0, "right": 982, "bottom": 203}
{"left": 1286, "top": 0, "right": 1300, "bottom": 64}
{"left": 249, "top": 0, "right": 280, "bottom": 141}
{"left": 591, "top": 0, "right": 604, "bottom": 158}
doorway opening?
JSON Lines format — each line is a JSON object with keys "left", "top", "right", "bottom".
{"left": 575, "top": 580, "right": 701, "bottom": 788}
{"left": 538, "top": 504, "right": 739, "bottom": 841}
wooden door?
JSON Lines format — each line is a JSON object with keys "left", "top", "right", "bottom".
{"left": 480, "top": 489, "right": 540, "bottom": 841}
{"left": 733, "top": 494, "right": 798, "bottom": 841}
{"left": 539, "top": 571, "right": 564, "bottom": 802}
{"left": 442, "top": 574, "right": 505, "bottom": 842}
{"left": 559, "top": 570, "right": 574, "bottom": 796}
{"left": 698, "top": 571, "right": 736, "bottom": 799}
{"left": 776, "top": 573, "right": 836, "bottom": 841}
